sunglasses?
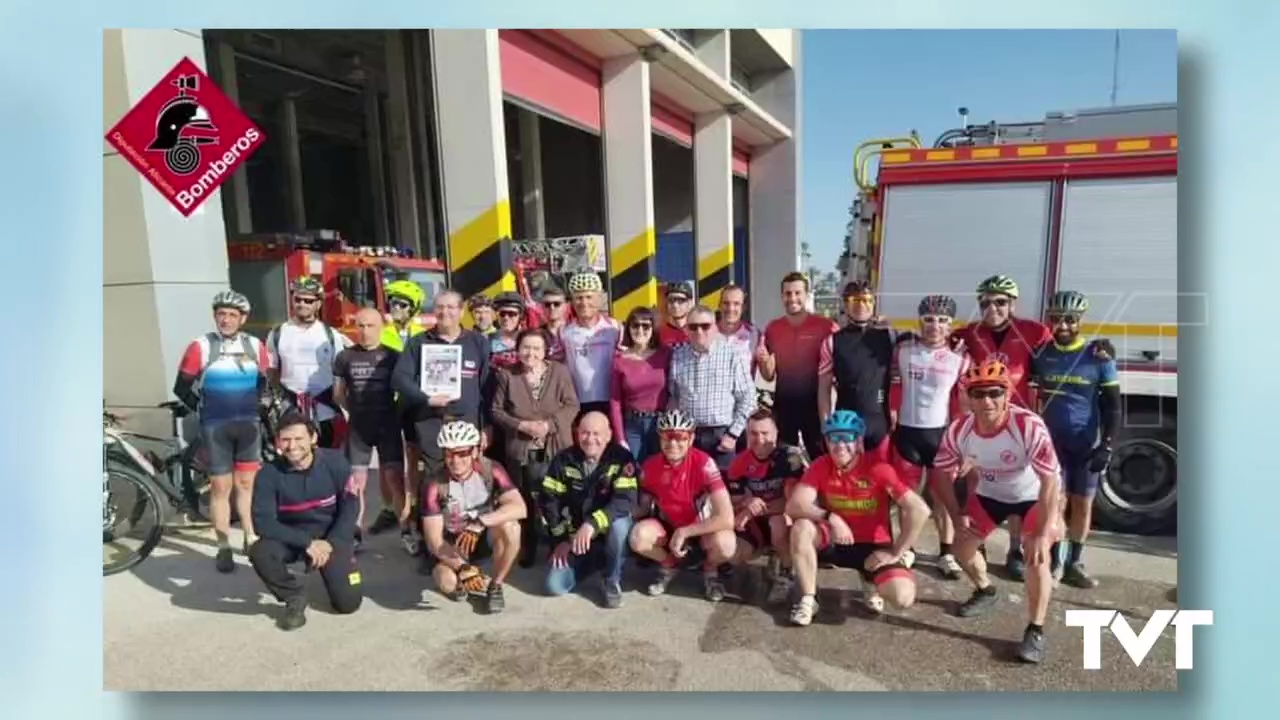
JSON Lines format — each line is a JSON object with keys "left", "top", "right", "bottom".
{"left": 687, "top": 322, "right": 714, "bottom": 332}
{"left": 968, "top": 387, "right": 1007, "bottom": 400}
{"left": 825, "top": 432, "right": 860, "bottom": 445}
{"left": 1048, "top": 314, "right": 1081, "bottom": 325}
{"left": 389, "top": 299, "right": 412, "bottom": 309}
{"left": 660, "top": 431, "right": 693, "bottom": 442}
{"left": 630, "top": 322, "right": 653, "bottom": 330}
{"left": 444, "top": 448, "right": 474, "bottom": 459}
{"left": 542, "top": 300, "right": 564, "bottom": 308}
{"left": 979, "top": 298, "right": 1011, "bottom": 309}
{"left": 497, "top": 310, "right": 521, "bottom": 319}
{"left": 921, "top": 315, "right": 952, "bottom": 325}
{"left": 844, "top": 295, "right": 874, "bottom": 304}
{"left": 293, "top": 297, "right": 321, "bottom": 306}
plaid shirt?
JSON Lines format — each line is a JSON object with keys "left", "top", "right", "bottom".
{"left": 668, "top": 337, "right": 754, "bottom": 437}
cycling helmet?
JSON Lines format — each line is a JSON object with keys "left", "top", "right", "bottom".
{"left": 290, "top": 276, "right": 324, "bottom": 298}
{"left": 842, "top": 280, "right": 874, "bottom": 298}
{"left": 386, "top": 280, "right": 426, "bottom": 311}
{"left": 493, "top": 291, "right": 525, "bottom": 311}
{"left": 437, "top": 421, "right": 482, "bottom": 450}
{"left": 822, "top": 410, "right": 866, "bottom": 439}
{"left": 962, "top": 358, "right": 1012, "bottom": 389}
{"left": 211, "top": 290, "right": 251, "bottom": 314}
{"left": 468, "top": 294, "right": 493, "bottom": 310}
{"left": 976, "top": 274, "right": 1019, "bottom": 298}
{"left": 656, "top": 410, "right": 697, "bottom": 433}
{"left": 918, "top": 294, "right": 957, "bottom": 317}
{"left": 568, "top": 272, "right": 603, "bottom": 295}
{"left": 1047, "top": 290, "right": 1089, "bottom": 316}
{"left": 665, "top": 280, "right": 694, "bottom": 300}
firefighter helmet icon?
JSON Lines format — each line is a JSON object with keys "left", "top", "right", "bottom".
{"left": 146, "top": 74, "right": 219, "bottom": 176}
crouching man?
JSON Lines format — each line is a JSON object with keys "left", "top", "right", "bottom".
{"left": 249, "top": 412, "right": 363, "bottom": 631}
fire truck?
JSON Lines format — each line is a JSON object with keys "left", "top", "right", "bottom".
{"left": 843, "top": 104, "right": 1178, "bottom": 534}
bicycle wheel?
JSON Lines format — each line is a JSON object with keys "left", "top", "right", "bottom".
{"left": 103, "top": 459, "right": 164, "bottom": 576}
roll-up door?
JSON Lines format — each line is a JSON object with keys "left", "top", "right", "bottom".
{"left": 878, "top": 181, "right": 1053, "bottom": 325}
{"left": 1056, "top": 175, "right": 1178, "bottom": 363}
{"left": 498, "top": 30, "right": 601, "bottom": 133}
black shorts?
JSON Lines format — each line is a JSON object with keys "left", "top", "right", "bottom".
{"left": 653, "top": 518, "right": 709, "bottom": 569}
{"left": 892, "top": 425, "right": 945, "bottom": 468}
{"left": 401, "top": 413, "right": 419, "bottom": 446}
{"left": 423, "top": 529, "right": 494, "bottom": 571}
{"left": 737, "top": 515, "right": 784, "bottom": 552}
{"left": 816, "top": 537, "right": 914, "bottom": 587}
{"left": 201, "top": 420, "right": 261, "bottom": 476}
{"left": 347, "top": 414, "right": 404, "bottom": 469}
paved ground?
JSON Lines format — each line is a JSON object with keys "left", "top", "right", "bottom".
{"left": 105, "top": 491, "right": 1178, "bottom": 692}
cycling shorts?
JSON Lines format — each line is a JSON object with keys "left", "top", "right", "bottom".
{"left": 891, "top": 425, "right": 945, "bottom": 469}
{"left": 347, "top": 413, "right": 405, "bottom": 469}
{"left": 737, "top": 515, "right": 787, "bottom": 552}
{"left": 648, "top": 517, "right": 711, "bottom": 570}
{"left": 966, "top": 494, "right": 1055, "bottom": 541}
{"left": 423, "top": 529, "right": 494, "bottom": 572}
{"left": 202, "top": 420, "right": 261, "bottom": 476}
{"left": 813, "top": 531, "right": 913, "bottom": 587}
{"left": 1055, "top": 443, "right": 1100, "bottom": 497}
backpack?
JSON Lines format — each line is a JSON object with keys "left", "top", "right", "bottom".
{"left": 268, "top": 322, "right": 339, "bottom": 371}
{"left": 199, "top": 332, "right": 259, "bottom": 377}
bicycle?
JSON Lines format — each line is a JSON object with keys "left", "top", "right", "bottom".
{"left": 102, "top": 392, "right": 288, "bottom": 576}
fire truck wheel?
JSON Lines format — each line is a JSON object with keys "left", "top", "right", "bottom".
{"left": 1093, "top": 409, "right": 1177, "bottom": 536}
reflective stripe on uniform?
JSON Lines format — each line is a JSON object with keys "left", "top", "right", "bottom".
{"left": 592, "top": 509, "right": 610, "bottom": 530}
{"left": 543, "top": 477, "right": 568, "bottom": 494}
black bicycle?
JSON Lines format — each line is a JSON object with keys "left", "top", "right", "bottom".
{"left": 102, "top": 393, "right": 287, "bottom": 576}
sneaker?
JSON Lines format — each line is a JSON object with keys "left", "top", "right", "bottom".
{"left": 766, "top": 570, "right": 795, "bottom": 605}
{"left": 790, "top": 595, "right": 819, "bottom": 626}
{"left": 401, "top": 528, "right": 422, "bottom": 556}
{"left": 1062, "top": 563, "right": 1100, "bottom": 589}
{"left": 938, "top": 553, "right": 963, "bottom": 580}
{"left": 353, "top": 529, "right": 364, "bottom": 552}
{"left": 864, "top": 591, "right": 886, "bottom": 614}
{"left": 1016, "top": 625, "right": 1047, "bottom": 664}
{"left": 704, "top": 574, "right": 727, "bottom": 603}
{"left": 486, "top": 580, "right": 506, "bottom": 614}
{"left": 241, "top": 534, "right": 258, "bottom": 555}
{"left": 958, "top": 587, "right": 999, "bottom": 617}
{"left": 369, "top": 509, "right": 399, "bottom": 535}
{"left": 646, "top": 567, "right": 678, "bottom": 596}
{"left": 601, "top": 579, "right": 623, "bottom": 609}
{"left": 278, "top": 596, "right": 307, "bottom": 631}
{"left": 765, "top": 554, "right": 782, "bottom": 583}
{"left": 215, "top": 547, "right": 235, "bottom": 574}
{"left": 900, "top": 548, "right": 916, "bottom": 570}
{"left": 1005, "top": 551, "right": 1026, "bottom": 582}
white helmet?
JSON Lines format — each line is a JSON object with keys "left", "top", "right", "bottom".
{"left": 567, "top": 272, "right": 603, "bottom": 294}
{"left": 656, "top": 410, "right": 696, "bottom": 433}
{"left": 437, "top": 421, "right": 481, "bottom": 450}
{"left": 212, "top": 290, "right": 251, "bottom": 314}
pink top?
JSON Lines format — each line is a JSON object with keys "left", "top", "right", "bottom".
{"left": 608, "top": 347, "right": 671, "bottom": 443}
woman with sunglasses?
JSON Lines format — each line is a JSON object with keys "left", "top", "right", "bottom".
{"left": 929, "top": 359, "right": 1064, "bottom": 664}
{"left": 608, "top": 307, "right": 671, "bottom": 463}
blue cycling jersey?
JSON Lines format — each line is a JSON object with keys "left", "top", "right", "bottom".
{"left": 1032, "top": 338, "right": 1119, "bottom": 450}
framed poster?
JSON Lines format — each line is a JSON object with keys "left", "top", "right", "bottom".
{"left": 420, "top": 345, "right": 462, "bottom": 400}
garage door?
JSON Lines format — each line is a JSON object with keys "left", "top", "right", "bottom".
{"left": 499, "top": 30, "right": 601, "bottom": 133}
{"left": 878, "top": 181, "right": 1053, "bottom": 325}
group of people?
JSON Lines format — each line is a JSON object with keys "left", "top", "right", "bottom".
{"left": 174, "top": 266, "right": 1121, "bottom": 664}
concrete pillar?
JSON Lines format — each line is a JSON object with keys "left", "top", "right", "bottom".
{"left": 694, "top": 110, "right": 734, "bottom": 309}
{"left": 385, "top": 31, "right": 422, "bottom": 254}
{"left": 214, "top": 41, "right": 252, "bottom": 235}
{"left": 363, "top": 77, "right": 390, "bottom": 247}
{"left": 280, "top": 96, "right": 306, "bottom": 230}
{"left": 430, "top": 29, "right": 515, "bottom": 313}
{"left": 602, "top": 55, "right": 658, "bottom": 319}
{"left": 747, "top": 56, "right": 801, "bottom": 324}
{"left": 695, "top": 30, "right": 731, "bottom": 79}
{"left": 103, "top": 29, "right": 232, "bottom": 436}
{"left": 518, "top": 108, "right": 546, "bottom": 240}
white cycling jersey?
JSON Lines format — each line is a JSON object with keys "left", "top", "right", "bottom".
{"left": 267, "top": 321, "right": 351, "bottom": 422}
{"left": 560, "top": 314, "right": 621, "bottom": 404}
{"left": 891, "top": 340, "right": 970, "bottom": 429}
{"left": 933, "top": 405, "right": 1060, "bottom": 504}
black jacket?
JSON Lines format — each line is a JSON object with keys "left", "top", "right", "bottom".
{"left": 392, "top": 327, "right": 491, "bottom": 428}
{"left": 251, "top": 449, "right": 357, "bottom": 549}
{"left": 539, "top": 444, "right": 639, "bottom": 540}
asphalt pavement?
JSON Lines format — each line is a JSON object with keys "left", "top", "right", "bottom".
{"left": 104, "top": 489, "right": 1178, "bottom": 692}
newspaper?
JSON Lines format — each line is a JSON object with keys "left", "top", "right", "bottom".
{"left": 419, "top": 345, "right": 462, "bottom": 400}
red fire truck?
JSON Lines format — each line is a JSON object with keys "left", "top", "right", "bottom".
{"left": 845, "top": 110, "right": 1178, "bottom": 534}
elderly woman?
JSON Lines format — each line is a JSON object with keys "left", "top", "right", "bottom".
{"left": 608, "top": 307, "right": 671, "bottom": 463}
{"left": 490, "top": 328, "right": 581, "bottom": 566}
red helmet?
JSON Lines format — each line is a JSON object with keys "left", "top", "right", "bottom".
{"left": 962, "top": 358, "right": 1011, "bottom": 390}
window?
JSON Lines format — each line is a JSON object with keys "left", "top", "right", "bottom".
{"left": 337, "top": 267, "right": 379, "bottom": 309}
{"left": 382, "top": 267, "right": 447, "bottom": 306}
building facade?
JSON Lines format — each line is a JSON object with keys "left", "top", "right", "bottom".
{"left": 104, "top": 29, "right": 800, "bottom": 432}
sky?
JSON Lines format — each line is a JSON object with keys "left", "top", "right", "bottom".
{"left": 799, "top": 29, "right": 1178, "bottom": 271}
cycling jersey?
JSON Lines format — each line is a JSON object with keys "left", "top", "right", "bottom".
{"left": 933, "top": 405, "right": 1060, "bottom": 504}
{"left": 489, "top": 333, "right": 521, "bottom": 371}
{"left": 380, "top": 317, "right": 428, "bottom": 353}
{"left": 719, "top": 321, "right": 760, "bottom": 377}
{"left": 332, "top": 346, "right": 398, "bottom": 420}
{"left": 818, "top": 324, "right": 894, "bottom": 443}
{"left": 764, "top": 314, "right": 839, "bottom": 402}
{"left": 176, "top": 332, "right": 269, "bottom": 426}
{"left": 658, "top": 322, "right": 689, "bottom": 350}
{"left": 956, "top": 318, "right": 1051, "bottom": 409}
{"left": 268, "top": 321, "right": 352, "bottom": 422}
{"left": 797, "top": 455, "right": 908, "bottom": 545}
{"left": 1031, "top": 338, "right": 1120, "bottom": 451}
{"left": 726, "top": 444, "right": 809, "bottom": 506}
{"left": 561, "top": 315, "right": 622, "bottom": 404}
{"left": 640, "top": 448, "right": 727, "bottom": 528}
{"left": 420, "top": 458, "right": 517, "bottom": 535}
{"left": 889, "top": 340, "right": 970, "bottom": 429}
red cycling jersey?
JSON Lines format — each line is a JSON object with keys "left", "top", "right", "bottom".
{"left": 641, "top": 448, "right": 727, "bottom": 527}
{"left": 956, "top": 318, "right": 1051, "bottom": 409}
{"left": 797, "top": 454, "right": 909, "bottom": 545}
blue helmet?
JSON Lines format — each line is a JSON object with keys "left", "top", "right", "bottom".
{"left": 822, "top": 410, "right": 866, "bottom": 439}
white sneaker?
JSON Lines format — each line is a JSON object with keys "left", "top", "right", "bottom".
{"left": 864, "top": 591, "right": 885, "bottom": 614}
{"left": 400, "top": 529, "right": 421, "bottom": 556}
{"left": 646, "top": 567, "right": 678, "bottom": 596}
{"left": 938, "top": 553, "right": 963, "bottom": 579}
{"left": 900, "top": 549, "right": 916, "bottom": 569}
{"left": 790, "top": 595, "right": 819, "bottom": 626}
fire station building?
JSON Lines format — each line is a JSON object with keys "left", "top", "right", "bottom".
{"left": 104, "top": 29, "right": 799, "bottom": 430}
